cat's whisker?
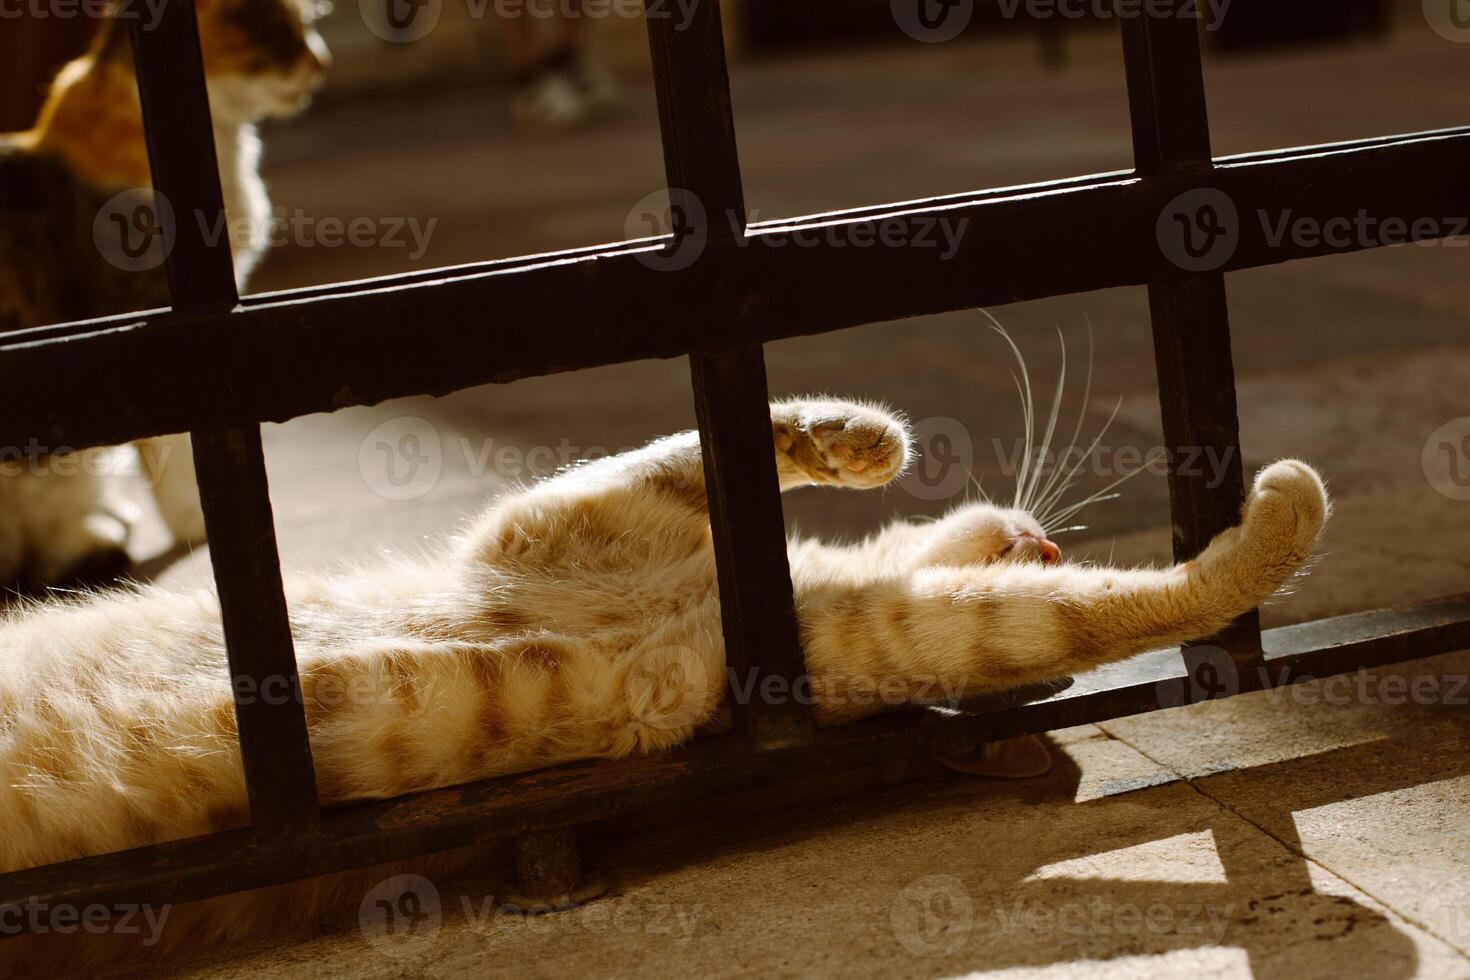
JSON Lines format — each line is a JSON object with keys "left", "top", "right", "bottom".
{"left": 1043, "top": 446, "right": 1163, "bottom": 527}
{"left": 966, "top": 469, "right": 994, "bottom": 506}
{"left": 1031, "top": 320, "right": 1095, "bottom": 517}
{"left": 1033, "top": 395, "right": 1125, "bottom": 525}
{"left": 1004, "top": 368, "right": 1029, "bottom": 509}
{"left": 1023, "top": 325, "right": 1068, "bottom": 514}
{"left": 1045, "top": 524, "right": 1089, "bottom": 537}
{"left": 986, "top": 313, "right": 1036, "bottom": 510}
{"left": 1046, "top": 491, "right": 1123, "bottom": 526}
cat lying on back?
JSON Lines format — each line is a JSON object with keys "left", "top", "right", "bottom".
{"left": 0, "top": 397, "right": 1331, "bottom": 972}
{"left": 0, "top": 0, "right": 328, "bottom": 588}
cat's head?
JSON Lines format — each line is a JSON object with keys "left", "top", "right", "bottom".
{"left": 197, "top": 0, "right": 332, "bottom": 122}
{"left": 90, "top": 0, "right": 331, "bottom": 123}
{"left": 914, "top": 503, "right": 1061, "bottom": 568}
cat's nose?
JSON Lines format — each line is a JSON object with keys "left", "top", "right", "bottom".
{"left": 1038, "top": 539, "right": 1061, "bottom": 563}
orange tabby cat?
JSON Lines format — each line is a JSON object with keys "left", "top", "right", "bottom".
{"left": 0, "top": 396, "right": 1331, "bottom": 973}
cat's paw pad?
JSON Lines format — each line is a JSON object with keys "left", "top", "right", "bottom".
{"left": 783, "top": 404, "right": 910, "bottom": 488}
{"left": 1244, "top": 459, "right": 1330, "bottom": 552}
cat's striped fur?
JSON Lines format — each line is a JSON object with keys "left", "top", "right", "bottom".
{"left": 0, "top": 397, "right": 1331, "bottom": 972}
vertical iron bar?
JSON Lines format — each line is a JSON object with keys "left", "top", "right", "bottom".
{"left": 190, "top": 427, "right": 322, "bottom": 835}
{"left": 690, "top": 346, "right": 813, "bottom": 746}
{"left": 128, "top": 10, "right": 321, "bottom": 835}
{"left": 1120, "top": 6, "right": 1263, "bottom": 673}
{"left": 646, "top": 0, "right": 814, "bottom": 747}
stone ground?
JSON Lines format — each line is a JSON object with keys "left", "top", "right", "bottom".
{"left": 110, "top": 20, "right": 1470, "bottom": 980}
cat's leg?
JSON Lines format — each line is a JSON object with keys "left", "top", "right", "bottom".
{"left": 789, "top": 520, "right": 934, "bottom": 584}
{"left": 138, "top": 433, "right": 208, "bottom": 545}
{"left": 544, "top": 397, "right": 910, "bottom": 499}
{"left": 462, "top": 398, "right": 911, "bottom": 562}
{"left": 3, "top": 462, "right": 132, "bottom": 587}
{"left": 797, "top": 460, "right": 1330, "bottom": 726}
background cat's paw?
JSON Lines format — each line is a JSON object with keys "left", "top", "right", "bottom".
{"left": 778, "top": 401, "right": 911, "bottom": 488}
{"left": 31, "top": 511, "right": 133, "bottom": 590}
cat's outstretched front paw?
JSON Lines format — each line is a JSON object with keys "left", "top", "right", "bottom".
{"left": 773, "top": 399, "right": 911, "bottom": 489}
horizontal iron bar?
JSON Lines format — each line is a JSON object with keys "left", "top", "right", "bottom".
{"left": 3, "top": 127, "right": 1468, "bottom": 452}
{"left": 2, "top": 592, "right": 1467, "bottom": 926}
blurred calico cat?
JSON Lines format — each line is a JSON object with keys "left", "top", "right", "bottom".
{"left": 0, "top": 0, "right": 329, "bottom": 588}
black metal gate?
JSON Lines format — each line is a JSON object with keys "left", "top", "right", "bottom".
{"left": 1, "top": 0, "right": 1468, "bottom": 921}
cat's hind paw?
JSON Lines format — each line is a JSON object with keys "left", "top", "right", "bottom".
{"left": 1235, "top": 459, "right": 1330, "bottom": 576}
{"left": 775, "top": 400, "right": 912, "bottom": 489}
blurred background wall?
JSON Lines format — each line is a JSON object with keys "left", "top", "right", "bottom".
{"left": 3, "top": 0, "right": 1418, "bottom": 131}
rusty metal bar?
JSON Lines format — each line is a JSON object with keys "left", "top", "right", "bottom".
{"left": 1120, "top": 6, "right": 1261, "bottom": 665}
{"left": 4, "top": 127, "right": 1467, "bottom": 455}
{"left": 3, "top": 591, "right": 1467, "bottom": 927}
{"left": 127, "top": 6, "right": 320, "bottom": 838}
{"left": 646, "top": 0, "right": 814, "bottom": 747}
